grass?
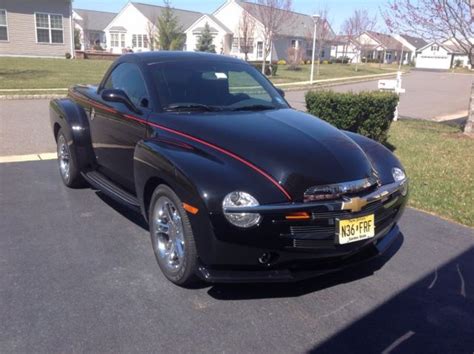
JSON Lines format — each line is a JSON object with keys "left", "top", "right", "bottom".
{"left": 388, "top": 120, "right": 473, "bottom": 227}
{"left": 270, "top": 63, "right": 403, "bottom": 84}
{"left": 0, "top": 57, "right": 112, "bottom": 90}
{"left": 0, "top": 57, "right": 402, "bottom": 92}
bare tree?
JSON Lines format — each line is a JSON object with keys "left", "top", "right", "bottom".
{"left": 342, "top": 10, "right": 377, "bottom": 71}
{"left": 146, "top": 19, "right": 158, "bottom": 51}
{"left": 253, "top": 0, "right": 294, "bottom": 75}
{"left": 305, "top": 7, "right": 334, "bottom": 77}
{"left": 238, "top": 5, "right": 256, "bottom": 61}
{"left": 382, "top": 0, "right": 473, "bottom": 67}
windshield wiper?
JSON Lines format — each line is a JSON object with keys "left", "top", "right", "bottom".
{"left": 230, "top": 104, "right": 277, "bottom": 112}
{"left": 163, "top": 103, "right": 221, "bottom": 112}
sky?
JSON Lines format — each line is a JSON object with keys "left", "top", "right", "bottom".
{"left": 73, "top": 0, "right": 386, "bottom": 33}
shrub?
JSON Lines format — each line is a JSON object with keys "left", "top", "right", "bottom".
{"left": 65, "top": 52, "right": 72, "bottom": 59}
{"left": 454, "top": 59, "right": 462, "bottom": 68}
{"left": 249, "top": 62, "right": 278, "bottom": 76}
{"left": 277, "top": 59, "right": 287, "bottom": 65}
{"left": 305, "top": 90, "right": 399, "bottom": 143}
{"left": 335, "top": 57, "right": 350, "bottom": 64}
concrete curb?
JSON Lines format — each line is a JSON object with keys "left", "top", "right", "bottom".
{"left": 0, "top": 94, "right": 65, "bottom": 100}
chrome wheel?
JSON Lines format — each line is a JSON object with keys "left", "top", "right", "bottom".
{"left": 57, "top": 134, "right": 71, "bottom": 182}
{"left": 153, "top": 196, "right": 185, "bottom": 271}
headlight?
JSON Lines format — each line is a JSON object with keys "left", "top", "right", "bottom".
{"left": 222, "top": 191, "right": 261, "bottom": 228}
{"left": 392, "top": 167, "right": 406, "bottom": 182}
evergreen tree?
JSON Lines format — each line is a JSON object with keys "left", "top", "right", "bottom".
{"left": 156, "top": 0, "right": 185, "bottom": 50}
{"left": 195, "top": 22, "right": 216, "bottom": 53}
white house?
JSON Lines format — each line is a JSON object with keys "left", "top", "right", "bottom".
{"left": 185, "top": 0, "right": 334, "bottom": 61}
{"left": 330, "top": 35, "right": 360, "bottom": 62}
{"left": 392, "top": 34, "right": 427, "bottom": 64}
{"left": 355, "top": 31, "right": 410, "bottom": 64}
{"left": 73, "top": 9, "right": 116, "bottom": 50}
{"left": 104, "top": 2, "right": 202, "bottom": 54}
{"left": 416, "top": 39, "right": 472, "bottom": 70}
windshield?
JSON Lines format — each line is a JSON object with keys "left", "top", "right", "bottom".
{"left": 148, "top": 60, "right": 288, "bottom": 112}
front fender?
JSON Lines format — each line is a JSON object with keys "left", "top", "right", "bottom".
{"left": 344, "top": 131, "right": 404, "bottom": 185}
{"left": 49, "top": 97, "right": 95, "bottom": 170}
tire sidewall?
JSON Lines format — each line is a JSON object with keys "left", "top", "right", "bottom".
{"left": 149, "top": 185, "right": 198, "bottom": 286}
{"left": 57, "top": 129, "right": 82, "bottom": 188}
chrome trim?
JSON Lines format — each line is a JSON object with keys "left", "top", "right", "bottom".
{"left": 223, "top": 179, "right": 407, "bottom": 214}
{"left": 304, "top": 175, "right": 379, "bottom": 202}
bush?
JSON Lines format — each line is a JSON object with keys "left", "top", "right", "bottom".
{"left": 277, "top": 59, "right": 287, "bottom": 65}
{"left": 335, "top": 57, "right": 350, "bottom": 64}
{"left": 305, "top": 90, "right": 399, "bottom": 143}
{"left": 65, "top": 52, "right": 72, "bottom": 59}
{"left": 454, "top": 59, "right": 462, "bottom": 68}
{"left": 249, "top": 62, "right": 278, "bottom": 76}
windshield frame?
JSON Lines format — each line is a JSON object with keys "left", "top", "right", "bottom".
{"left": 145, "top": 59, "right": 290, "bottom": 113}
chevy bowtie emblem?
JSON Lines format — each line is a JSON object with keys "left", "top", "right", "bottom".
{"left": 341, "top": 197, "right": 368, "bottom": 213}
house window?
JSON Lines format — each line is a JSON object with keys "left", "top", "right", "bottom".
{"left": 0, "top": 10, "right": 8, "bottom": 41}
{"left": 431, "top": 45, "right": 439, "bottom": 51}
{"left": 257, "top": 41, "right": 263, "bottom": 58}
{"left": 120, "top": 33, "right": 125, "bottom": 48}
{"left": 291, "top": 39, "right": 297, "bottom": 48}
{"left": 35, "top": 13, "right": 63, "bottom": 44}
{"left": 111, "top": 33, "right": 119, "bottom": 47}
{"left": 132, "top": 34, "right": 148, "bottom": 49}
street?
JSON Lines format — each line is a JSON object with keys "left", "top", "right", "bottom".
{"left": 0, "top": 160, "right": 473, "bottom": 353}
{"left": 285, "top": 70, "right": 474, "bottom": 120}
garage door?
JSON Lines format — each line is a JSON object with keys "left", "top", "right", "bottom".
{"left": 416, "top": 55, "right": 451, "bottom": 70}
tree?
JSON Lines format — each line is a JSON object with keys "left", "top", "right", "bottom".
{"left": 238, "top": 4, "right": 256, "bottom": 61}
{"left": 146, "top": 18, "right": 158, "bottom": 51}
{"left": 305, "top": 7, "right": 334, "bottom": 77}
{"left": 156, "top": 0, "right": 185, "bottom": 50}
{"left": 253, "top": 0, "right": 294, "bottom": 75}
{"left": 195, "top": 22, "right": 216, "bottom": 53}
{"left": 342, "top": 10, "right": 377, "bottom": 72}
{"left": 74, "top": 28, "right": 82, "bottom": 50}
{"left": 382, "top": 0, "right": 473, "bottom": 67}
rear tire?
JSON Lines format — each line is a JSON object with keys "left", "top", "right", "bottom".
{"left": 149, "top": 185, "right": 200, "bottom": 287}
{"left": 56, "top": 129, "right": 84, "bottom": 188}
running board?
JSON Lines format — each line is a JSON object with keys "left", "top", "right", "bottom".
{"left": 82, "top": 171, "right": 140, "bottom": 209}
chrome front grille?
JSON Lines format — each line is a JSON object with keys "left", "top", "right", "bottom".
{"left": 279, "top": 195, "right": 402, "bottom": 249}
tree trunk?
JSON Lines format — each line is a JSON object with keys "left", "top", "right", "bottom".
{"left": 464, "top": 83, "right": 474, "bottom": 134}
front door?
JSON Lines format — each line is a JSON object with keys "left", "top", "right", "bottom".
{"left": 90, "top": 63, "right": 150, "bottom": 193}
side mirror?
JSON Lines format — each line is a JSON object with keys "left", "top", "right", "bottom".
{"left": 101, "top": 89, "right": 142, "bottom": 114}
{"left": 275, "top": 87, "right": 285, "bottom": 98}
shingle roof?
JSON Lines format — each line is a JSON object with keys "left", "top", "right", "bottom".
{"left": 366, "top": 31, "right": 409, "bottom": 51}
{"left": 132, "top": 2, "right": 202, "bottom": 30}
{"left": 74, "top": 9, "right": 116, "bottom": 32}
{"left": 400, "top": 34, "right": 428, "bottom": 50}
{"left": 236, "top": 0, "right": 334, "bottom": 39}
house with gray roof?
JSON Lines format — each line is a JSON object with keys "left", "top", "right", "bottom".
{"left": 104, "top": 1, "right": 202, "bottom": 54}
{"left": 0, "top": 0, "right": 74, "bottom": 58}
{"left": 188, "top": 0, "right": 334, "bottom": 61}
{"left": 73, "top": 9, "right": 116, "bottom": 50}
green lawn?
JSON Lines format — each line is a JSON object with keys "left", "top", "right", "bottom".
{"left": 271, "top": 63, "right": 403, "bottom": 84}
{"left": 388, "top": 120, "right": 473, "bottom": 227}
{"left": 0, "top": 57, "right": 403, "bottom": 92}
{"left": 0, "top": 57, "right": 112, "bottom": 90}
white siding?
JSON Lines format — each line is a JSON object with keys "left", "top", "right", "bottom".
{"left": 416, "top": 46, "right": 452, "bottom": 70}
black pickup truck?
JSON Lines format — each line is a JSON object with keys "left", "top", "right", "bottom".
{"left": 50, "top": 52, "right": 408, "bottom": 287}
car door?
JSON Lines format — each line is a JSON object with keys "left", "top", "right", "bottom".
{"left": 90, "top": 63, "right": 150, "bottom": 193}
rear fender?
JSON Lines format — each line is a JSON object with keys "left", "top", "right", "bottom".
{"left": 49, "top": 97, "right": 95, "bottom": 170}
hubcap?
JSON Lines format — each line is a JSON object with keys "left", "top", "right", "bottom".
{"left": 57, "top": 135, "right": 71, "bottom": 182}
{"left": 153, "top": 197, "right": 185, "bottom": 271}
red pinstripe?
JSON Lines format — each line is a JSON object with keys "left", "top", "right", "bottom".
{"left": 68, "top": 92, "right": 292, "bottom": 201}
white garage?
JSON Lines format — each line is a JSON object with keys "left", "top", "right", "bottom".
{"left": 416, "top": 43, "right": 452, "bottom": 70}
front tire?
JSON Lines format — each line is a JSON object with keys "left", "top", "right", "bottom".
{"left": 149, "top": 185, "right": 200, "bottom": 287}
{"left": 56, "top": 129, "right": 84, "bottom": 188}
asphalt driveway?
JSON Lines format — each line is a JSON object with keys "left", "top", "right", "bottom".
{"left": 285, "top": 71, "right": 473, "bottom": 120}
{"left": 1, "top": 160, "right": 473, "bottom": 353}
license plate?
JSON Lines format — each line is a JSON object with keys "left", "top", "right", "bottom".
{"left": 337, "top": 214, "right": 375, "bottom": 245}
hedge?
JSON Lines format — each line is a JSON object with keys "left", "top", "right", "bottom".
{"left": 305, "top": 90, "right": 399, "bottom": 143}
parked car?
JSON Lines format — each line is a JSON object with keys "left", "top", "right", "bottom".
{"left": 50, "top": 52, "right": 408, "bottom": 287}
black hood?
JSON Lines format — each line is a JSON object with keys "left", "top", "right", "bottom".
{"left": 156, "top": 108, "right": 374, "bottom": 200}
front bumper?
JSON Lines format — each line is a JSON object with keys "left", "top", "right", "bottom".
{"left": 198, "top": 223, "right": 401, "bottom": 283}
{"left": 193, "top": 180, "right": 408, "bottom": 282}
